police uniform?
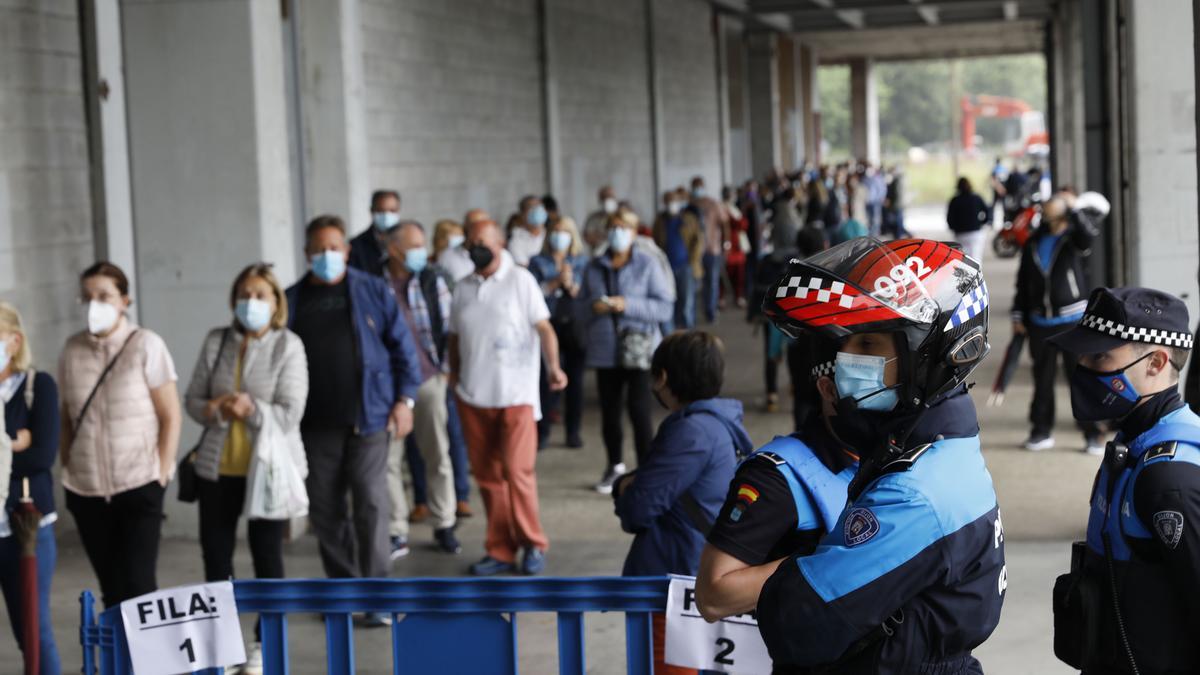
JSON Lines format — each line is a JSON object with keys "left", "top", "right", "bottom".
{"left": 1049, "top": 287, "right": 1199, "bottom": 674}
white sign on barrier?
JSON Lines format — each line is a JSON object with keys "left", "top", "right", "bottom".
{"left": 120, "top": 581, "right": 245, "bottom": 675}
{"left": 664, "top": 574, "right": 771, "bottom": 674}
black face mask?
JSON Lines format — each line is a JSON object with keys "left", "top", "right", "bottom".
{"left": 829, "top": 396, "right": 896, "bottom": 460}
{"left": 1069, "top": 352, "right": 1155, "bottom": 422}
{"left": 468, "top": 245, "right": 494, "bottom": 271}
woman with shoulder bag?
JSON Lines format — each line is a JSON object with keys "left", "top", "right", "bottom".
{"left": 578, "top": 210, "right": 673, "bottom": 494}
{"left": 529, "top": 215, "right": 590, "bottom": 449}
{"left": 59, "top": 262, "right": 182, "bottom": 609}
{"left": 184, "top": 263, "right": 309, "bottom": 674}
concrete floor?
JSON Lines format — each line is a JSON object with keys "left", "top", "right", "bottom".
{"left": 4, "top": 218, "right": 1089, "bottom": 674}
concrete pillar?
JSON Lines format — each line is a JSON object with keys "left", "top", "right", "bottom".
{"left": 799, "top": 44, "right": 820, "bottom": 164}
{"left": 777, "top": 35, "right": 801, "bottom": 170}
{"left": 1124, "top": 0, "right": 1198, "bottom": 319}
{"left": 849, "top": 57, "right": 880, "bottom": 165}
{"left": 294, "top": 0, "right": 369, "bottom": 228}
{"left": 747, "top": 32, "right": 781, "bottom": 180}
{"left": 723, "top": 17, "right": 752, "bottom": 183}
{"left": 1049, "top": 0, "right": 1087, "bottom": 192}
{"left": 120, "top": 0, "right": 297, "bottom": 368}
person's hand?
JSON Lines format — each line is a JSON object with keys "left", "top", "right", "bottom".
{"left": 593, "top": 299, "right": 612, "bottom": 315}
{"left": 560, "top": 264, "right": 574, "bottom": 288}
{"left": 388, "top": 402, "right": 414, "bottom": 438}
{"left": 206, "top": 393, "right": 235, "bottom": 421}
{"left": 607, "top": 296, "right": 627, "bottom": 313}
{"left": 548, "top": 367, "right": 568, "bottom": 392}
{"left": 1012, "top": 321, "right": 1026, "bottom": 336}
{"left": 158, "top": 467, "right": 171, "bottom": 487}
{"left": 12, "top": 429, "right": 31, "bottom": 452}
{"left": 225, "top": 393, "right": 256, "bottom": 421}
{"left": 614, "top": 473, "right": 635, "bottom": 498}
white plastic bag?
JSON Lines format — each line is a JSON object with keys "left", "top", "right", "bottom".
{"left": 0, "top": 406, "right": 11, "bottom": 532}
{"left": 245, "top": 411, "right": 308, "bottom": 521}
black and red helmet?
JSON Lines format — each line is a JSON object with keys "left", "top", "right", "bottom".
{"left": 763, "top": 237, "right": 990, "bottom": 411}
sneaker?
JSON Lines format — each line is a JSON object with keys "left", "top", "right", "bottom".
{"left": 1023, "top": 433, "right": 1055, "bottom": 452}
{"left": 521, "top": 547, "right": 546, "bottom": 575}
{"left": 434, "top": 527, "right": 463, "bottom": 554}
{"left": 389, "top": 536, "right": 410, "bottom": 561}
{"left": 469, "top": 555, "right": 516, "bottom": 576}
{"left": 235, "top": 643, "right": 263, "bottom": 675}
{"left": 565, "top": 434, "right": 584, "bottom": 449}
{"left": 408, "top": 504, "right": 431, "bottom": 523}
{"left": 593, "top": 462, "right": 627, "bottom": 495}
{"left": 362, "top": 612, "right": 392, "bottom": 628}
{"left": 1084, "top": 437, "right": 1106, "bottom": 456}
{"left": 455, "top": 501, "right": 473, "bottom": 518}
{"left": 765, "top": 394, "right": 780, "bottom": 414}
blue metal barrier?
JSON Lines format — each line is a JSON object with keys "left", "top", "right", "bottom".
{"left": 80, "top": 576, "right": 671, "bottom": 674}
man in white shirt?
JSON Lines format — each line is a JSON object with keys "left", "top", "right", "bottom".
{"left": 448, "top": 217, "right": 567, "bottom": 576}
{"left": 506, "top": 196, "right": 547, "bottom": 266}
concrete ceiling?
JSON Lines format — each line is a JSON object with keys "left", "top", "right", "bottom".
{"left": 747, "top": 0, "right": 1052, "bottom": 31}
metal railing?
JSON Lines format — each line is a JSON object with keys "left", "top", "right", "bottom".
{"left": 81, "top": 576, "right": 671, "bottom": 674}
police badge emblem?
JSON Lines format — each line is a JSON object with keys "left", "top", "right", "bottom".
{"left": 844, "top": 507, "right": 880, "bottom": 547}
{"left": 1153, "top": 510, "right": 1185, "bottom": 549}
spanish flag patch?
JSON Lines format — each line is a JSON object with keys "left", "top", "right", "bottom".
{"left": 736, "top": 484, "right": 760, "bottom": 504}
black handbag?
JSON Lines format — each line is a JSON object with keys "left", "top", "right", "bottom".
{"left": 178, "top": 329, "right": 230, "bottom": 503}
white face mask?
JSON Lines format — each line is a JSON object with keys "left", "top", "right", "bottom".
{"left": 603, "top": 198, "right": 619, "bottom": 215}
{"left": 0, "top": 338, "right": 11, "bottom": 374}
{"left": 87, "top": 300, "right": 121, "bottom": 336}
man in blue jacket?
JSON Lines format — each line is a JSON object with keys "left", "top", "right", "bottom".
{"left": 286, "top": 215, "right": 422, "bottom": 625}
{"left": 755, "top": 237, "right": 1005, "bottom": 673}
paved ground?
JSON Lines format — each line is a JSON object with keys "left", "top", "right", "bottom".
{"left": 4, "top": 216, "right": 1092, "bottom": 674}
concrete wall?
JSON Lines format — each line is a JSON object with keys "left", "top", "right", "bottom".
{"left": 1126, "top": 0, "right": 1199, "bottom": 320}
{"left": 362, "top": 0, "right": 547, "bottom": 228}
{"left": 547, "top": 0, "right": 655, "bottom": 221}
{"left": 652, "top": 0, "right": 722, "bottom": 196}
{"left": 0, "top": 0, "right": 93, "bottom": 366}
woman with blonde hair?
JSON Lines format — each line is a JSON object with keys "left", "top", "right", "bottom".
{"left": 184, "top": 262, "right": 309, "bottom": 672}
{"left": 432, "top": 218, "right": 474, "bottom": 283}
{"left": 0, "top": 302, "right": 62, "bottom": 673}
{"left": 529, "top": 215, "right": 590, "bottom": 448}
{"left": 60, "top": 261, "right": 181, "bottom": 609}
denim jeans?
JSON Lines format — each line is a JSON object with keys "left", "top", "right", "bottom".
{"left": 701, "top": 253, "right": 723, "bottom": 322}
{"left": 0, "top": 524, "right": 61, "bottom": 675}
{"left": 673, "top": 266, "right": 697, "bottom": 330}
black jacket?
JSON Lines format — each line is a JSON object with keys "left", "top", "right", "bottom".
{"left": 946, "top": 193, "right": 990, "bottom": 233}
{"left": 349, "top": 227, "right": 387, "bottom": 277}
{"left": 1011, "top": 210, "right": 1101, "bottom": 323}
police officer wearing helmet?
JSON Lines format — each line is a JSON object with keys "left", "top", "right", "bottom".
{"left": 1050, "top": 287, "right": 1199, "bottom": 674}
{"left": 755, "top": 238, "right": 1006, "bottom": 674}
{"left": 694, "top": 337, "right": 858, "bottom": 627}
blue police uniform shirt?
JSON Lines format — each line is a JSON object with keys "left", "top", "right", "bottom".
{"left": 756, "top": 391, "right": 1005, "bottom": 673}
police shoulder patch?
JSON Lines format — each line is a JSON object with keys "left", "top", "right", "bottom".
{"left": 844, "top": 507, "right": 881, "bottom": 547}
{"left": 1144, "top": 442, "right": 1178, "bottom": 463}
{"left": 1153, "top": 510, "right": 1185, "bottom": 549}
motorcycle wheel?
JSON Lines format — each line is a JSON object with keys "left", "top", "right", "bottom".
{"left": 992, "top": 234, "right": 1019, "bottom": 258}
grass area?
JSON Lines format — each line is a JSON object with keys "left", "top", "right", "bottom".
{"left": 896, "top": 154, "right": 994, "bottom": 207}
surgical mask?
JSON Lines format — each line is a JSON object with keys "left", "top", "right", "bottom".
{"left": 447, "top": 234, "right": 465, "bottom": 250}
{"left": 527, "top": 205, "right": 548, "bottom": 228}
{"left": 692, "top": 187, "right": 707, "bottom": 200}
{"left": 468, "top": 244, "right": 495, "bottom": 271}
{"left": 1069, "top": 352, "right": 1156, "bottom": 422}
{"left": 608, "top": 227, "right": 634, "bottom": 253}
{"left": 603, "top": 198, "right": 619, "bottom": 215}
{"left": 0, "top": 339, "right": 10, "bottom": 374}
{"left": 404, "top": 247, "right": 428, "bottom": 274}
{"left": 549, "top": 231, "right": 572, "bottom": 252}
{"left": 835, "top": 352, "right": 899, "bottom": 412}
{"left": 667, "top": 201, "right": 683, "bottom": 216}
{"left": 86, "top": 301, "right": 121, "bottom": 336}
{"left": 373, "top": 211, "right": 400, "bottom": 232}
{"left": 311, "top": 250, "right": 346, "bottom": 283}
{"left": 236, "top": 298, "right": 272, "bottom": 333}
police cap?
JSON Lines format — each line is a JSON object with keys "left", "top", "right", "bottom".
{"left": 1048, "top": 286, "right": 1193, "bottom": 355}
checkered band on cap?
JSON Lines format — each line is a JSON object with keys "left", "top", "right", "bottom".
{"left": 810, "top": 360, "right": 835, "bottom": 380}
{"left": 1080, "top": 313, "right": 1194, "bottom": 348}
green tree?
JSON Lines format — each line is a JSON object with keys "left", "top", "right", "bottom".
{"left": 818, "top": 65, "right": 850, "bottom": 157}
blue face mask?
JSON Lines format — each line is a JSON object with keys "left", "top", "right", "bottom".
{"left": 608, "top": 227, "right": 634, "bottom": 253}
{"left": 404, "top": 247, "right": 428, "bottom": 274}
{"left": 447, "top": 234, "right": 465, "bottom": 250}
{"left": 528, "top": 205, "right": 548, "bottom": 228}
{"left": 835, "top": 352, "right": 899, "bottom": 412}
{"left": 0, "top": 339, "right": 10, "bottom": 374}
{"left": 549, "top": 231, "right": 572, "bottom": 252}
{"left": 236, "top": 298, "right": 272, "bottom": 333}
{"left": 373, "top": 211, "right": 400, "bottom": 232}
{"left": 692, "top": 187, "right": 707, "bottom": 200}
{"left": 311, "top": 250, "right": 346, "bottom": 283}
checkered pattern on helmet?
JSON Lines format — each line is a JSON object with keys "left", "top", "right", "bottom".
{"left": 1080, "top": 313, "right": 1195, "bottom": 348}
{"left": 943, "top": 282, "right": 989, "bottom": 332}
{"left": 810, "top": 360, "right": 835, "bottom": 380}
{"left": 776, "top": 276, "right": 856, "bottom": 309}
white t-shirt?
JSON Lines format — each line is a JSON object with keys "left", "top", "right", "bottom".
{"left": 507, "top": 226, "right": 545, "bottom": 267}
{"left": 449, "top": 255, "right": 550, "bottom": 417}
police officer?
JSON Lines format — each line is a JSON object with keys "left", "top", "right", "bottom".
{"left": 754, "top": 237, "right": 1006, "bottom": 673}
{"left": 694, "top": 338, "right": 857, "bottom": 624}
{"left": 1050, "top": 287, "right": 1199, "bottom": 674}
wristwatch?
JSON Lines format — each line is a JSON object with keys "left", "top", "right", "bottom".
{"left": 400, "top": 397, "right": 415, "bottom": 410}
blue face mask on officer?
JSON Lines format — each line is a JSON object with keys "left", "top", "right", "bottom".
{"left": 1069, "top": 350, "right": 1157, "bottom": 421}
{"left": 835, "top": 352, "right": 900, "bottom": 412}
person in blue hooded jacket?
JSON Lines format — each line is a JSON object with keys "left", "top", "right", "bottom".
{"left": 613, "top": 330, "right": 751, "bottom": 675}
